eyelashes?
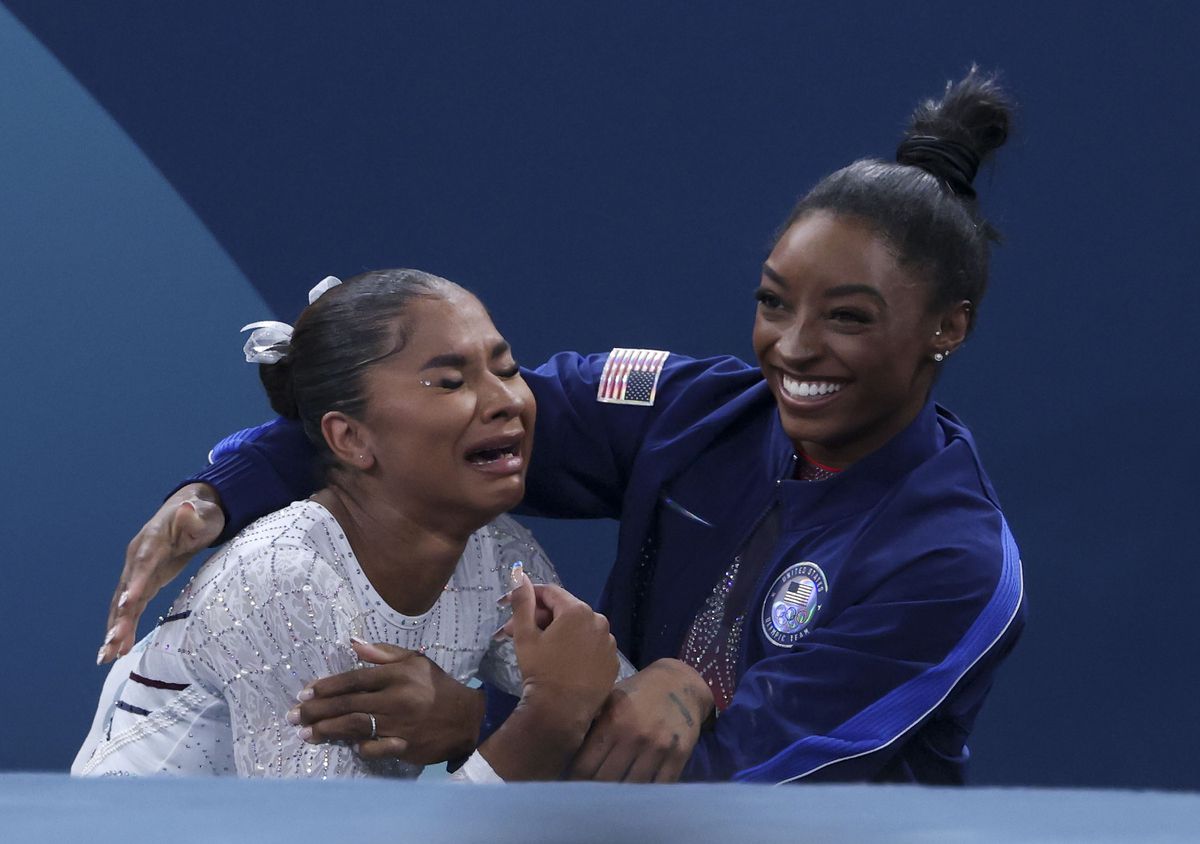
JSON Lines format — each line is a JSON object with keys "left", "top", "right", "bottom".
{"left": 754, "top": 288, "right": 783, "bottom": 310}
{"left": 421, "top": 365, "right": 520, "bottom": 390}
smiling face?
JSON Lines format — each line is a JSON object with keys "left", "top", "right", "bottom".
{"left": 753, "top": 211, "right": 956, "bottom": 469}
{"left": 352, "top": 288, "right": 535, "bottom": 529}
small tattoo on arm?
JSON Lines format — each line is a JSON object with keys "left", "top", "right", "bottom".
{"left": 668, "top": 692, "right": 695, "bottom": 727}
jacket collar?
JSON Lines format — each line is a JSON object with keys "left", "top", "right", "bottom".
{"left": 769, "top": 399, "right": 945, "bottom": 530}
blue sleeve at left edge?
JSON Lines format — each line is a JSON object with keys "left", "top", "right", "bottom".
{"left": 174, "top": 417, "right": 319, "bottom": 543}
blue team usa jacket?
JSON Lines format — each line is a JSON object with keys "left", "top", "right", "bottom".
{"left": 195, "top": 351, "right": 1025, "bottom": 784}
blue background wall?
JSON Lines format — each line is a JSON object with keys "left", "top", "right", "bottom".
{"left": 3, "top": 2, "right": 1197, "bottom": 787}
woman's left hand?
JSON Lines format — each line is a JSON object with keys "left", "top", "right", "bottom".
{"left": 290, "top": 640, "right": 485, "bottom": 766}
{"left": 567, "top": 658, "right": 714, "bottom": 783}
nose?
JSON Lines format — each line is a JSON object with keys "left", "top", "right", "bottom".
{"left": 481, "top": 373, "right": 528, "bottom": 422}
{"left": 774, "top": 316, "right": 822, "bottom": 368}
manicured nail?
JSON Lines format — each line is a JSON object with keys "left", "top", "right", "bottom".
{"left": 349, "top": 636, "right": 367, "bottom": 646}
{"left": 286, "top": 707, "right": 301, "bottom": 725}
{"left": 297, "top": 687, "right": 314, "bottom": 702}
{"left": 491, "top": 623, "right": 510, "bottom": 642}
{"left": 117, "top": 590, "right": 130, "bottom": 609}
{"left": 298, "top": 727, "right": 314, "bottom": 743}
{"left": 104, "top": 627, "right": 118, "bottom": 645}
{"left": 96, "top": 647, "right": 107, "bottom": 665}
{"left": 496, "top": 590, "right": 512, "bottom": 606}
{"left": 509, "top": 560, "right": 524, "bottom": 588}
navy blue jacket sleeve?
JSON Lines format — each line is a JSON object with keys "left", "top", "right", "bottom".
{"left": 684, "top": 504, "right": 1024, "bottom": 783}
{"left": 183, "top": 417, "right": 319, "bottom": 542}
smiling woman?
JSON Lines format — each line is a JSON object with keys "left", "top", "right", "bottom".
{"left": 74, "top": 270, "right": 625, "bottom": 780}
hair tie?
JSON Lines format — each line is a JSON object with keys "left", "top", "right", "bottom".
{"left": 896, "top": 135, "right": 980, "bottom": 199}
{"left": 239, "top": 275, "right": 343, "bottom": 365}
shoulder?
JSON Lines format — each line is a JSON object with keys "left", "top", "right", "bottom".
{"left": 529, "top": 349, "right": 761, "bottom": 408}
{"left": 177, "top": 501, "right": 352, "bottom": 635}
{"left": 817, "top": 406, "right": 1016, "bottom": 593}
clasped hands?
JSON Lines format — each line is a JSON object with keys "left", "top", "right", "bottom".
{"left": 288, "top": 586, "right": 714, "bottom": 782}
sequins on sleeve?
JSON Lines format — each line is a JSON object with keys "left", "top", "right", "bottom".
{"left": 181, "top": 544, "right": 372, "bottom": 778}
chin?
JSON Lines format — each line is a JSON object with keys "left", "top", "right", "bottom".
{"left": 476, "top": 477, "right": 527, "bottom": 519}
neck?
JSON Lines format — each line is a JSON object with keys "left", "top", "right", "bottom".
{"left": 312, "top": 480, "right": 474, "bottom": 617}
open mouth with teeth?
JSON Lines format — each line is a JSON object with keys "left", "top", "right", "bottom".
{"left": 466, "top": 443, "right": 520, "bottom": 465}
{"left": 780, "top": 374, "right": 845, "bottom": 400}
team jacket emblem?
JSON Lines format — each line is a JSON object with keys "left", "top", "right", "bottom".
{"left": 597, "top": 348, "right": 669, "bottom": 406}
{"left": 762, "top": 562, "right": 828, "bottom": 647}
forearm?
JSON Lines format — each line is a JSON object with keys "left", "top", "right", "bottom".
{"left": 476, "top": 688, "right": 594, "bottom": 781}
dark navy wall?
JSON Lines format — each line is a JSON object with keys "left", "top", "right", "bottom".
{"left": 4, "top": 2, "right": 1198, "bottom": 788}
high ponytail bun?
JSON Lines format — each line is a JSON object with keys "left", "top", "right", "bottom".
{"left": 780, "top": 67, "right": 1016, "bottom": 332}
{"left": 897, "top": 66, "right": 1013, "bottom": 200}
{"left": 259, "top": 357, "right": 301, "bottom": 420}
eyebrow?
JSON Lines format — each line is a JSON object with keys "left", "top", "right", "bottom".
{"left": 824, "top": 284, "right": 888, "bottom": 307}
{"left": 419, "top": 341, "right": 511, "bottom": 371}
{"left": 761, "top": 264, "right": 887, "bottom": 308}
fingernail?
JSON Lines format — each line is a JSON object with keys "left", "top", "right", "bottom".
{"left": 298, "top": 727, "right": 314, "bottom": 742}
{"left": 96, "top": 647, "right": 107, "bottom": 665}
{"left": 117, "top": 591, "right": 130, "bottom": 609}
{"left": 491, "top": 624, "right": 510, "bottom": 641}
{"left": 286, "top": 707, "right": 301, "bottom": 725}
{"left": 509, "top": 560, "right": 524, "bottom": 588}
{"left": 349, "top": 635, "right": 367, "bottom": 646}
{"left": 297, "top": 687, "right": 314, "bottom": 702}
{"left": 104, "top": 627, "right": 117, "bottom": 645}
{"left": 496, "top": 590, "right": 512, "bottom": 606}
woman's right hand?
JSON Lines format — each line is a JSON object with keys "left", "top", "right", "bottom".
{"left": 98, "top": 483, "right": 225, "bottom": 664}
{"left": 476, "top": 576, "right": 618, "bottom": 780}
{"left": 502, "top": 575, "right": 619, "bottom": 741}
{"left": 496, "top": 581, "right": 619, "bottom": 753}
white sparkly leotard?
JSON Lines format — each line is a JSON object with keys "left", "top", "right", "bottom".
{"left": 74, "top": 501, "right": 559, "bottom": 779}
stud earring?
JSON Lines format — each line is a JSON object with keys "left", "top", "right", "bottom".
{"left": 933, "top": 352, "right": 946, "bottom": 363}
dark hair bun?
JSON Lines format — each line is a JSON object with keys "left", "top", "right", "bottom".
{"left": 259, "top": 357, "right": 301, "bottom": 419}
{"left": 897, "top": 65, "right": 1013, "bottom": 199}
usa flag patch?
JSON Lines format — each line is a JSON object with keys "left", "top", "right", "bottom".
{"left": 597, "top": 348, "right": 669, "bottom": 406}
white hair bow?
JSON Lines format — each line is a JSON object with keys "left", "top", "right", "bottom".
{"left": 240, "top": 321, "right": 293, "bottom": 364}
{"left": 240, "top": 275, "right": 343, "bottom": 364}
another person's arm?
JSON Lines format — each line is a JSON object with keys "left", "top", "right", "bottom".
{"left": 101, "top": 351, "right": 744, "bottom": 661}
{"left": 683, "top": 522, "right": 1024, "bottom": 783}
{"left": 101, "top": 417, "right": 315, "bottom": 663}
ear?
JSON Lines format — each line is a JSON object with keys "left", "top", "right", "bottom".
{"left": 932, "top": 299, "right": 972, "bottom": 357}
{"left": 321, "top": 411, "right": 375, "bottom": 471}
